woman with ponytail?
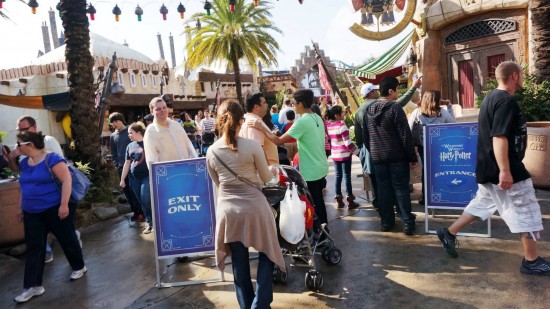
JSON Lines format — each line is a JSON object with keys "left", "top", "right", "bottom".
{"left": 206, "top": 100, "right": 285, "bottom": 309}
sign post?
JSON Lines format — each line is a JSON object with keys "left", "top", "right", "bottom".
{"left": 424, "top": 122, "right": 490, "bottom": 237}
{"left": 150, "top": 157, "right": 223, "bottom": 287}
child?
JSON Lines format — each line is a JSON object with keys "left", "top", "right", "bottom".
{"left": 326, "top": 105, "right": 360, "bottom": 209}
{"left": 282, "top": 110, "right": 298, "bottom": 162}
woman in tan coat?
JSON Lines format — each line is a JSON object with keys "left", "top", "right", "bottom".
{"left": 206, "top": 100, "right": 285, "bottom": 309}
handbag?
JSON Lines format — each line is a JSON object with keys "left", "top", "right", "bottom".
{"left": 411, "top": 115, "right": 423, "bottom": 147}
{"left": 46, "top": 153, "right": 91, "bottom": 203}
{"left": 211, "top": 152, "right": 286, "bottom": 207}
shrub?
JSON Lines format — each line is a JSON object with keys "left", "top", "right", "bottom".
{"left": 476, "top": 72, "right": 550, "bottom": 122}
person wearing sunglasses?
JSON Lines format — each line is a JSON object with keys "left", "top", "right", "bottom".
{"left": 13, "top": 131, "right": 87, "bottom": 303}
{"left": 7, "top": 116, "right": 80, "bottom": 265}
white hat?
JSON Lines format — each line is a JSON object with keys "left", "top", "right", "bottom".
{"left": 360, "top": 83, "right": 379, "bottom": 98}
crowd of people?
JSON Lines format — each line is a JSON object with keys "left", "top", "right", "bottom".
{"left": 2, "top": 61, "right": 548, "bottom": 307}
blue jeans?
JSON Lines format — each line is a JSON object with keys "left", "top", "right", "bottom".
{"left": 373, "top": 161, "right": 415, "bottom": 227}
{"left": 23, "top": 202, "right": 84, "bottom": 288}
{"left": 117, "top": 167, "right": 142, "bottom": 215}
{"left": 228, "top": 242, "right": 274, "bottom": 309}
{"left": 129, "top": 175, "right": 152, "bottom": 225}
{"left": 334, "top": 158, "right": 352, "bottom": 196}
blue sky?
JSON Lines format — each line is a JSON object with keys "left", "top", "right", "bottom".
{"left": 0, "top": 0, "right": 413, "bottom": 71}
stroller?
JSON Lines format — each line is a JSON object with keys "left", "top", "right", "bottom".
{"left": 268, "top": 165, "right": 342, "bottom": 291}
{"left": 200, "top": 132, "right": 216, "bottom": 156}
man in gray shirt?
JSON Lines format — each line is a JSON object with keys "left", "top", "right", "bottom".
{"left": 109, "top": 112, "right": 143, "bottom": 222}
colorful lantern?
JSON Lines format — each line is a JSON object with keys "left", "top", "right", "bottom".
{"left": 204, "top": 0, "right": 211, "bottom": 15}
{"left": 87, "top": 3, "right": 96, "bottom": 21}
{"left": 0, "top": 0, "right": 5, "bottom": 9}
{"left": 56, "top": 1, "right": 62, "bottom": 17}
{"left": 298, "top": 0, "right": 303, "bottom": 4}
{"left": 177, "top": 2, "right": 186, "bottom": 19}
{"left": 28, "top": 0, "right": 39, "bottom": 14}
{"left": 112, "top": 4, "right": 121, "bottom": 22}
{"left": 229, "top": 0, "right": 236, "bottom": 12}
{"left": 254, "top": 0, "right": 259, "bottom": 6}
{"left": 160, "top": 4, "right": 168, "bottom": 20}
{"left": 135, "top": 5, "right": 143, "bottom": 22}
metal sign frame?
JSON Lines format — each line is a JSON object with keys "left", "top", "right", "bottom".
{"left": 423, "top": 122, "right": 491, "bottom": 237}
{"left": 150, "top": 157, "right": 223, "bottom": 288}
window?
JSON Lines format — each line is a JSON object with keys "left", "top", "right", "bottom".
{"left": 151, "top": 76, "right": 157, "bottom": 87}
{"left": 200, "top": 82, "right": 205, "bottom": 92}
{"left": 211, "top": 82, "right": 215, "bottom": 91}
{"left": 487, "top": 54, "right": 505, "bottom": 79}
{"left": 141, "top": 74, "right": 147, "bottom": 87}
{"left": 445, "top": 19, "right": 516, "bottom": 45}
{"left": 130, "top": 73, "right": 136, "bottom": 87}
{"left": 117, "top": 72, "right": 124, "bottom": 85}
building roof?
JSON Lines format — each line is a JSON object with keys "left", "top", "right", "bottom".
{"left": 34, "top": 32, "right": 155, "bottom": 66}
{"left": 198, "top": 71, "right": 254, "bottom": 83}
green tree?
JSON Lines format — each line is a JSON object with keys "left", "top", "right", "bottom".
{"left": 185, "top": 0, "right": 281, "bottom": 105}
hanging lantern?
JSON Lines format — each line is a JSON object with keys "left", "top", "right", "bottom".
{"left": 56, "top": 1, "right": 62, "bottom": 17}
{"left": 254, "top": 0, "right": 259, "bottom": 6}
{"left": 28, "top": 0, "right": 39, "bottom": 14}
{"left": 196, "top": 18, "right": 201, "bottom": 30}
{"left": 298, "top": 0, "right": 304, "bottom": 4}
{"left": 87, "top": 3, "right": 96, "bottom": 21}
{"left": 204, "top": 0, "right": 211, "bottom": 15}
{"left": 0, "top": 0, "right": 5, "bottom": 9}
{"left": 177, "top": 2, "right": 186, "bottom": 19}
{"left": 160, "top": 4, "right": 168, "bottom": 20}
{"left": 135, "top": 5, "right": 143, "bottom": 22}
{"left": 112, "top": 4, "right": 121, "bottom": 22}
{"left": 228, "top": 0, "right": 236, "bottom": 12}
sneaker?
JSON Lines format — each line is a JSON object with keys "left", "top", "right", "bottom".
{"left": 381, "top": 224, "right": 394, "bottom": 232}
{"left": 436, "top": 228, "right": 459, "bottom": 258}
{"left": 520, "top": 257, "right": 550, "bottom": 276}
{"left": 14, "top": 286, "right": 45, "bottom": 303}
{"left": 44, "top": 252, "right": 54, "bottom": 264}
{"left": 143, "top": 224, "right": 153, "bottom": 234}
{"left": 403, "top": 224, "right": 415, "bottom": 236}
{"left": 70, "top": 266, "right": 88, "bottom": 280}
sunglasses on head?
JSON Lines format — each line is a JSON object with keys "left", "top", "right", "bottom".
{"left": 17, "top": 141, "right": 31, "bottom": 147}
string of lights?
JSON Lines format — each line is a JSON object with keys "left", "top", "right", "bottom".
{"left": 0, "top": 0, "right": 307, "bottom": 22}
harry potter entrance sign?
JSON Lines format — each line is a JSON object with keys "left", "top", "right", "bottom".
{"left": 350, "top": 0, "right": 417, "bottom": 40}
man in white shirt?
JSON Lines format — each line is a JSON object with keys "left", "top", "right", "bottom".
{"left": 239, "top": 93, "right": 279, "bottom": 165}
{"left": 143, "top": 98, "right": 197, "bottom": 169}
{"left": 8, "top": 115, "right": 81, "bottom": 264}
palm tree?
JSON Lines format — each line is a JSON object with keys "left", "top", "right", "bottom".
{"left": 185, "top": 0, "right": 281, "bottom": 105}
{"left": 529, "top": 0, "right": 550, "bottom": 81}
{"left": 59, "top": 0, "right": 101, "bottom": 180}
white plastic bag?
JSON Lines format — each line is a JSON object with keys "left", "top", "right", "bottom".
{"left": 279, "top": 183, "right": 306, "bottom": 244}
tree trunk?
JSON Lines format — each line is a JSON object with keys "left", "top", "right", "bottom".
{"left": 231, "top": 46, "right": 243, "bottom": 106}
{"left": 60, "top": 0, "right": 101, "bottom": 181}
{"left": 530, "top": 0, "right": 550, "bottom": 81}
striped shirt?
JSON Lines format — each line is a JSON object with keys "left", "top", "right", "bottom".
{"left": 200, "top": 117, "right": 216, "bottom": 132}
{"left": 327, "top": 121, "right": 358, "bottom": 161}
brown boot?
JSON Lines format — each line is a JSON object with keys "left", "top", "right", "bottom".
{"left": 335, "top": 195, "right": 345, "bottom": 208}
{"left": 347, "top": 195, "right": 360, "bottom": 209}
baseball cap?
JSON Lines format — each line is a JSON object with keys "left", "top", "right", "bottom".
{"left": 143, "top": 114, "right": 154, "bottom": 122}
{"left": 360, "top": 83, "right": 379, "bottom": 98}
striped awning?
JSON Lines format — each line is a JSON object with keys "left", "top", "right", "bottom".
{"left": 349, "top": 30, "right": 414, "bottom": 79}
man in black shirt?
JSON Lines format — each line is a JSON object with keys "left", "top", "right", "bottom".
{"left": 436, "top": 61, "right": 549, "bottom": 276}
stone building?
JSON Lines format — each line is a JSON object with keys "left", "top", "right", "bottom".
{"left": 412, "top": 0, "right": 532, "bottom": 112}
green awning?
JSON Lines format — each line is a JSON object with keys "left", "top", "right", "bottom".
{"left": 349, "top": 30, "right": 414, "bottom": 79}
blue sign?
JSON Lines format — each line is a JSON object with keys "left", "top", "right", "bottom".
{"left": 425, "top": 123, "right": 478, "bottom": 208}
{"left": 151, "top": 158, "right": 216, "bottom": 258}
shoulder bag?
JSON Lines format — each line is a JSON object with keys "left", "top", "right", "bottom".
{"left": 211, "top": 152, "right": 286, "bottom": 207}
{"left": 46, "top": 153, "right": 91, "bottom": 203}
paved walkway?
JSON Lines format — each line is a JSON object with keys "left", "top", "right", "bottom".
{"left": 1, "top": 157, "right": 549, "bottom": 308}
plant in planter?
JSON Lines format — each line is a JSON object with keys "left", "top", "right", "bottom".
{"left": 476, "top": 72, "right": 550, "bottom": 121}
